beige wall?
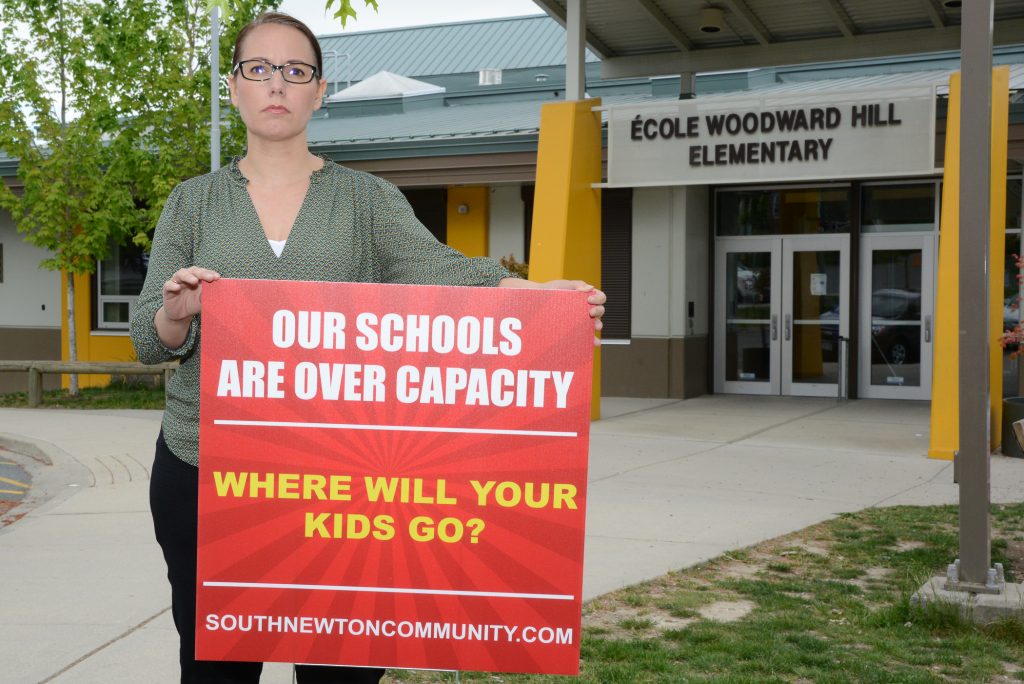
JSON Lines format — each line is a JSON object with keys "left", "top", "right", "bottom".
{"left": 601, "top": 185, "right": 710, "bottom": 398}
{"left": 0, "top": 327, "right": 62, "bottom": 393}
{"left": 601, "top": 336, "right": 707, "bottom": 398}
{"left": 488, "top": 185, "right": 525, "bottom": 261}
{"left": 0, "top": 211, "right": 60, "bottom": 328}
{"left": 1, "top": 210, "right": 62, "bottom": 393}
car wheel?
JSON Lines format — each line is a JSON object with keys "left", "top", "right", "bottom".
{"left": 888, "top": 340, "right": 908, "bottom": 365}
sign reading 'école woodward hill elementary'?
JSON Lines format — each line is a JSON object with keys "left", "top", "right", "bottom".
{"left": 195, "top": 279, "right": 593, "bottom": 675}
{"left": 607, "top": 86, "right": 937, "bottom": 186}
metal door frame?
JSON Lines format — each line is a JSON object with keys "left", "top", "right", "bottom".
{"left": 714, "top": 237, "right": 782, "bottom": 395}
{"left": 715, "top": 235, "right": 850, "bottom": 396}
{"left": 857, "top": 233, "right": 936, "bottom": 400}
{"left": 781, "top": 235, "right": 851, "bottom": 397}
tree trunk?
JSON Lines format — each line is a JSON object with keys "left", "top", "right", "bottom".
{"left": 66, "top": 273, "right": 79, "bottom": 395}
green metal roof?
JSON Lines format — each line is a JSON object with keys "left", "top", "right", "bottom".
{"left": 310, "top": 97, "right": 547, "bottom": 146}
{"left": 308, "top": 93, "right": 658, "bottom": 161}
{"left": 317, "top": 15, "right": 599, "bottom": 87}
{"left": 308, "top": 49, "right": 1024, "bottom": 162}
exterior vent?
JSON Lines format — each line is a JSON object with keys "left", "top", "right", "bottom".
{"left": 479, "top": 68, "right": 502, "bottom": 86}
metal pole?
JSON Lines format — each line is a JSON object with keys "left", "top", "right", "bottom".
{"left": 679, "top": 71, "right": 696, "bottom": 100}
{"left": 210, "top": 5, "right": 221, "bottom": 171}
{"left": 956, "top": 0, "right": 993, "bottom": 587}
{"left": 838, "top": 336, "right": 848, "bottom": 402}
{"left": 565, "top": 0, "right": 586, "bottom": 100}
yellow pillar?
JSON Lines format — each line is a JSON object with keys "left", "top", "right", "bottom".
{"left": 446, "top": 186, "right": 489, "bottom": 257}
{"left": 528, "top": 98, "right": 603, "bottom": 419}
{"left": 928, "top": 66, "right": 1010, "bottom": 460}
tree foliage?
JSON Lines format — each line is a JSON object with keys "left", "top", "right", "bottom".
{"left": 0, "top": 0, "right": 281, "bottom": 258}
{"left": 0, "top": 0, "right": 277, "bottom": 386}
{"left": 0, "top": 0, "right": 133, "bottom": 274}
{"left": 324, "top": 0, "right": 379, "bottom": 27}
{"left": 0, "top": 0, "right": 385, "bottom": 376}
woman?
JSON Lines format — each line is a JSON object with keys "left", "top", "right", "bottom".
{"left": 130, "top": 11, "right": 605, "bottom": 684}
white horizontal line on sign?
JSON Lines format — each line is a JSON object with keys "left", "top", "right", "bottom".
{"left": 203, "top": 581, "right": 574, "bottom": 601}
{"left": 213, "top": 419, "right": 577, "bottom": 438}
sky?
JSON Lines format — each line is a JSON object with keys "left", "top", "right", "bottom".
{"left": 276, "top": 0, "right": 543, "bottom": 36}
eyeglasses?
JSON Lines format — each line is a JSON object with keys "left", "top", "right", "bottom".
{"left": 232, "top": 59, "right": 319, "bottom": 84}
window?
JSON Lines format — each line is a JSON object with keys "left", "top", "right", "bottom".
{"left": 601, "top": 189, "right": 632, "bottom": 340}
{"left": 1003, "top": 176, "right": 1023, "bottom": 397}
{"left": 96, "top": 240, "right": 148, "bottom": 330}
{"left": 400, "top": 187, "right": 447, "bottom": 243}
{"left": 861, "top": 182, "right": 937, "bottom": 233}
{"left": 716, "top": 187, "right": 850, "bottom": 236}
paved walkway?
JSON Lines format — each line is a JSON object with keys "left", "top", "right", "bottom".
{"left": 1, "top": 397, "right": 1022, "bottom": 682}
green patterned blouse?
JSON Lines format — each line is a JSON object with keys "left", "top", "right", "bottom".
{"left": 129, "top": 158, "right": 511, "bottom": 466}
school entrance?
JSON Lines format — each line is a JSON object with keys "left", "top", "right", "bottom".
{"left": 713, "top": 184, "right": 937, "bottom": 400}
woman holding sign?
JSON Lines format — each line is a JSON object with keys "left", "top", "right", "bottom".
{"left": 130, "top": 11, "right": 604, "bottom": 684}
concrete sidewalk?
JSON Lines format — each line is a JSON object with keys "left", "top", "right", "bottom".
{"left": 1, "top": 396, "right": 1023, "bottom": 682}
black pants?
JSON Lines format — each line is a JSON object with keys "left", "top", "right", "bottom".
{"left": 150, "top": 431, "right": 385, "bottom": 684}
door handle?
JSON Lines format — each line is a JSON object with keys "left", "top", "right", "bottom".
{"left": 924, "top": 315, "right": 932, "bottom": 343}
{"left": 771, "top": 315, "right": 778, "bottom": 341}
{"left": 784, "top": 314, "right": 792, "bottom": 341}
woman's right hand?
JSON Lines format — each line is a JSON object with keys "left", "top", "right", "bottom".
{"left": 155, "top": 267, "right": 220, "bottom": 350}
{"left": 161, "top": 267, "right": 220, "bottom": 321}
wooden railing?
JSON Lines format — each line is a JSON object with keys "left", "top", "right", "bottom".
{"left": 0, "top": 361, "right": 177, "bottom": 407}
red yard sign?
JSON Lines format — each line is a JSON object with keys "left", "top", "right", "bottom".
{"left": 196, "top": 279, "right": 593, "bottom": 675}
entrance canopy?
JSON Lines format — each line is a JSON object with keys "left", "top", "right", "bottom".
{"left": 532, "top": 0, "right": 1024, "bottom": 77}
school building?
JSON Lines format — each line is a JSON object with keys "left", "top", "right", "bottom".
{"left": 1, "top": 5, "right": 1022, "bottom": 421}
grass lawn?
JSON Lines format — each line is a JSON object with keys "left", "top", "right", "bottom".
{"left": 388, "top": 504, "right": 1024, "bottom": 683}
{"left": 0, "top": 380, "right": 165, "bottom": 410}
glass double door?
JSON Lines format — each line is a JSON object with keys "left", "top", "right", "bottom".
{"left": 715, "top": 236, "right": 850, "bottom": 396}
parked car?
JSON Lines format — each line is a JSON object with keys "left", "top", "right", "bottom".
{"left": 819, "top": 289, "right": 922, "bottom": 365}
{"left": 869, "top": 289, "right": 921, "bottom": 366}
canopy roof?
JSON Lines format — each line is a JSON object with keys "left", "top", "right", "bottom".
{"left": 531, "top": 0, "right": 1024, "bottom": 77}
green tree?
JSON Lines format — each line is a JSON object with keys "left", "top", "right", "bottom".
{"left": 0, "top": 0, "right": 377, "bottom": 392}
{"left": 0, "top": 0, "right": 277, "bottom": 391}
{"left": 113, "top": 0, "right": 281, "bottom": 248}
{"left": 0, "top": 0, "right": 139, "bottom": 393}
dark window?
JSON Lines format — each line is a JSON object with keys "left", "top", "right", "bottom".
{"left": 521, "top": 185, "right": 535, "bottom": 261}
{"left": 94, "top": 240, "right": 148, "bottom": 330}
{"left": 717, "top": 187, "right": 851, "bottom": 236}
{"left": 1009, "top": 176, "right": 1022, "bottom": 231}
{"left": 601, "top": 189, "right": 632, "bottom": 340}
{"left": 861, "top": 183, "right": 936, "bottom": 232}
{"left": 401, "top": 187, "right": 447, "bottom": 243}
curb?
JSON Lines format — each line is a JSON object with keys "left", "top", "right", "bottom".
{"left": 0, "top": 432, "right": 92, "bottom": 530}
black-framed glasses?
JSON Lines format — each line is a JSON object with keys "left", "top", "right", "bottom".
{"left": 233, "top": 59, "right": 319, "bottom": 84}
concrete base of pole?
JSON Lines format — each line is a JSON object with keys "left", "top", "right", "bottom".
{"left": 911, "top": 577, "right": 1024, "bottom": 625}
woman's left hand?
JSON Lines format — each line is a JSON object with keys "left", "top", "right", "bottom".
{"left": 499, "top": 278, "right": 606, "bottom": 346}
